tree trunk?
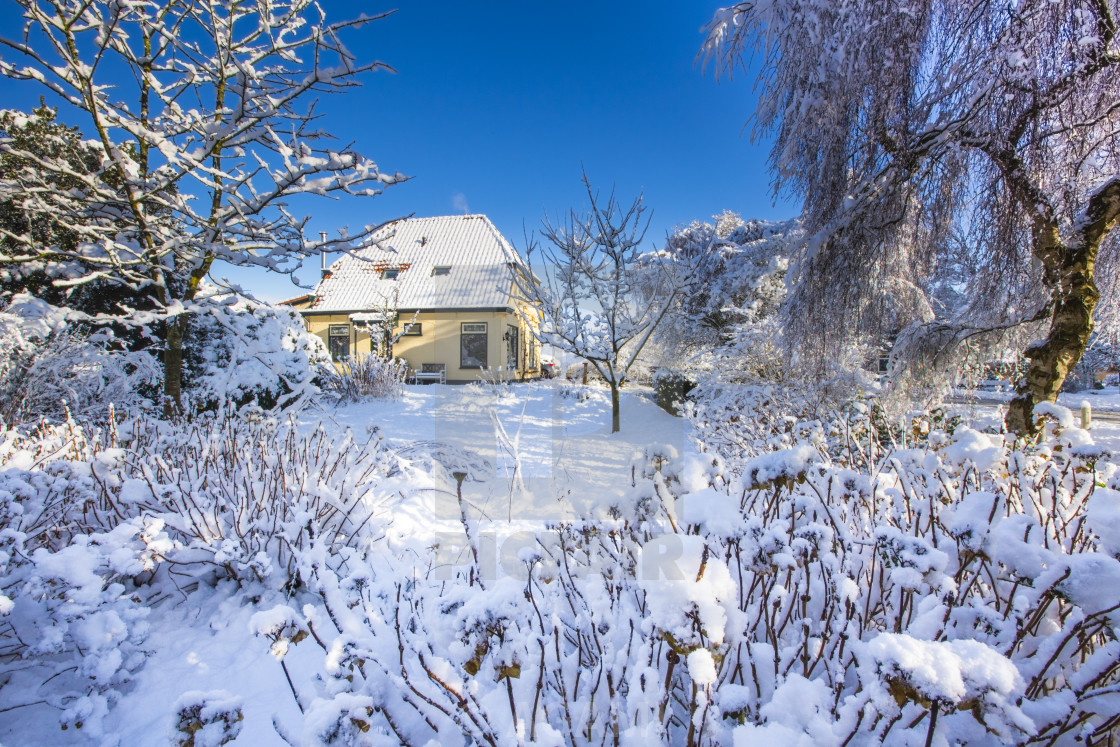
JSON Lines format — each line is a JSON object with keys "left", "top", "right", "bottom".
{"left": 1005, "top": 247, "right": 1099, "bottom": 434}
{"left": 1006, "top": 180, "right": 1120, "bottom": 435}
{"left": 163, "top": 314, "right": 186, "bottom": 417}
{"left": 610, "top": 382, "right": 621, "bottom": 433}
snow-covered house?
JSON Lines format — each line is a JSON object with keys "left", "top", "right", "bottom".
{"left": 292, "top": 214, "right": 541, "bottom": 383}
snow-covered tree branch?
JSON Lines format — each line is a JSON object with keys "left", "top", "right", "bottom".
{"left": 702, "top": 0, "right": 1120, "bottom": 434}
{"left": 0, "top": 0, "right": 406, "bottom": 410}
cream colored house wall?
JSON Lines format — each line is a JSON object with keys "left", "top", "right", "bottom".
{"left": 305, "top": 313, "right": 375, "bottom": 359}
{"left": 303, "top": 308, "right": 541, "bottom": 383}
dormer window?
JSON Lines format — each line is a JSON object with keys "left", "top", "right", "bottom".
{"left": 432, "top": 266, "right": 451, "bottom": 277}
{"left": 381, "top": 268, "right": 400, "bottom": 280}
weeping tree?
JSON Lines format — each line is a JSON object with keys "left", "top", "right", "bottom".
{"left": 514, "top": 173, "right": 681, "bottom": 433}
{"left": 703, "top": 0, "right": 1120, "bottom": 434}
{"left": 0, "top": 0, "right": 405, "bottom": 413}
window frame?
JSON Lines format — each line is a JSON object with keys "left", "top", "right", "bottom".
{"left": 460, "top": 322, "right": 488, "bottom": 369}
{"left": 328, "top": 323, "right": 351, "bottom": 361}
{"left": 506, "top": 325, "right": 519, "bottom": 370}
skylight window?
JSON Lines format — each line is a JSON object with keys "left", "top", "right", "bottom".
{"left": 432, "top": 266, "right": 451, "bottom": 277}
{"left": 381, "top": 268, "right": 400, "bottom": 280}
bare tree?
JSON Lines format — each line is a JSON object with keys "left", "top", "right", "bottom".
{"left": 350, "top": 287, "right": 418, "bottom": 359}
{"left": 515, "top": 174, "right": 680, "bottom": 433}
{"left": 703, "top": 0, "right": 1120, "bottom": 434}
{"left": 0, "top": 0, "right": 405, "bottom": 412}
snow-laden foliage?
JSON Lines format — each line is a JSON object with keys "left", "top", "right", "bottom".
{"left": 0, "top": 1, "right": 405, "bottom": 405}
{"left": 637, "top": 213, "right": 800, "bottom": 373}
{"left": 171, "top": 690, "right": 244, "bottom": 747}
{"left": 0, "top": 417, "right": 174, "bottom": 736}
{"left": 635, "top": 213, "right": 876, "bottom": 425}
{"left": 0, "top": 106, "right": 147, "bottom": 315}
{"left": 99, "top": 413, "right": 394, "bottom": 585}
{"left": 702, "top": 0, "right": 1120, "bottom": 432}
{"left": 247, "top": 402, "right": 1120, "bottom": 745}
{"left": 0, "top": 291, "right": 327, "bottom": 423}
{"left": 319, "top": 354, "right": 409, "bottom": 403}
{"left": 1, "top": 379, "right": 1118, "bottom": 744}
{"left": 0, "top": 410, "right": 396, "bottom": 737}
{"left": 680, "top": 361, "right": 885, "bottom": 469}
{"left": 0, "top": 293, "right": 159, "bottom": 423}
{"left": 184, "top": 294, "right": 330, "bottom": 412}
{"left": 884, "top": 318, "right": 1038, "bottom": 412}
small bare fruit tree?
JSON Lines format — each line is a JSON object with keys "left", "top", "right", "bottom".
{"left": 515, "top": 174, "right": 681, "bottom": 433}
{"left": 0, "top": 0, "right": 405, "bottom": 412}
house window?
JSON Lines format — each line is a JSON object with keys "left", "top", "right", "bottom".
{"left": 461, "top": 322, "right": 487, "bottom": 369}
{"left": 506, "top": 325, "right": 519, "bottom": 370}
{"left": 401, "top": 323, "right": 422, "bottom": 336}
{"left": 328, "top": 324, "right": 350, "bottom": 361}
{"left": 381, "top": 268, "right": 400, "bottom": 280}
{"left": 432, "top": 266, "right": 451, "bottom": 276}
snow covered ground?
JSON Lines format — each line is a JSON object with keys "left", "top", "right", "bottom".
{"left": 3, "top": 381, "right": 1119, "bottom": 745}
{"left": 948, "top": 394, "right": 1120, "bottom": 450}
{"left": 316, "top": 381, "right": 690, "bottom": 525}
{"left": 954, "top": 385, "right": 1120, "bottom": 413}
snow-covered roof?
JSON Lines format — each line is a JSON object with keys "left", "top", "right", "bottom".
{"left": 348, "top": 311, "right": 391, "bottom": 324}
{"left": 307, "top": 214, "right": 526, "bottom": 312}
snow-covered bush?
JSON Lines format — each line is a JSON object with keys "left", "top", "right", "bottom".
{"left": 0, "top": 404, "right": 398, "bottom": 737}
{"left": 477, "top": 365, "right": 516, "bottom": 387}
{"left": 0, "top": 294, "right": 159, "bottom": 423}
{"left": 4, "top": 407, "right": 394, "bottom": 585}
{"left": 184, "top": 294, "right": 330, "bottom": 413}
{"left": 653, "top": 368, "right": 697, "bottom": 415}
{"left": 319, "top": 353, "right": 408, "bottom": 402}
{"left": 89, "top": 412, "right": 396, "bottom": 586}
{"left": 171, "top": 690, "right": 244, "bottom": 747}
{"left": 267, "top": 402, "right": 1120, "bottom": 745}
{"left": 0, "top": 448, "right": 175, "bottom": 737}
{"left": 683, "top": 382, "right": 822, "bottom": 463}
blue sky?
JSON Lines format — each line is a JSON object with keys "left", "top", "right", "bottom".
{"left": 0, "top": 2, "right": 798, "bottom": 301}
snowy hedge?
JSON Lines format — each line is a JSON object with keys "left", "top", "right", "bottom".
{"left": 257, "top": 403, "right": 1120, "bottom": 745}
{"left": 0, "top": 294, "right": 159, "bottom": 423}
{"left": 0, "top": 410, "right": 395, "bottom": 738}
{"left": 0, "top": 292, "right": 329, "bottom": 424}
